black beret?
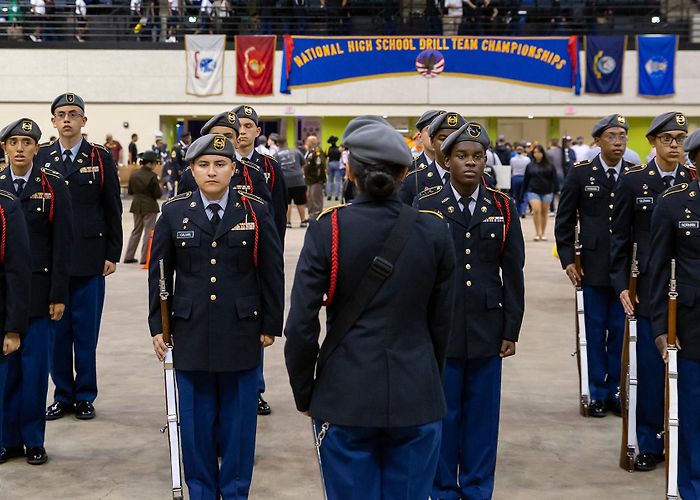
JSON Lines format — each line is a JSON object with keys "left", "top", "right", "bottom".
{"left": 684, "top": 129, "right": 700, "bottom": 157}
{"left": 139, "top": 150, "right": 160, "bottom": 163}
{"left": 51, "top": 93, "right": 85, "bottom": 114}
{"left": 200, "top": 111, "right": 240, "bottom": 136}
{"left": 441, "top": 121, "right": 490, "bottom": 155}
{"left": 343, "top": 116, "right": 412, "bottom": 168}
{"left": 0, "top": 118, "right": 42, "bottom": 143}
{"left": 231, "top": 105, "right": 259, "bottom": 125}
{"left": 416, "top": 109, "right": 446, "bottom": 131}
{"left": 428, "top": 112, "right": 466, "bottom": 138}
{"left": 591, "top": 114, "right": 628, "bottom": 137}
{"left": 184, "top": 134, "right": 235, "bottom": 162}
{"left": 647, "top": 111, "right": 688, "bottom": 137}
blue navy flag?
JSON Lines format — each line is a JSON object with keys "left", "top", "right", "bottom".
{"left": 585, "top": 36, "right": 625, "bottom": 94}
{"left": 638, "top": 35, "right": 677, "bottom": 97}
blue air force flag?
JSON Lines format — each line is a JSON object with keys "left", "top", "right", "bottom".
{"left": 638, "top": 35, "right": 677, "bottom": 97}
{"left": 185, "top": 35, "right": 225, "bottom": 96}
{"left": 585, "top": 36, "right": 625, "bottom": 94}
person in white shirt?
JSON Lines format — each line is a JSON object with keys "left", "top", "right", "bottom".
{"left": 510, "top": 144, "right": 531, "bottom": 216}
{"left": 570, "top": 136, "right": 591, "bottom": 162}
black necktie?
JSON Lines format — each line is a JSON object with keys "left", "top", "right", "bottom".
{"left": 209, "top": 203, "right": 222, "bottom": 229}
{"left": 63, "top": 150, "right": 73, "bottom": 172}
{"left": 663, "top": 175, "right": 675, "bottom": 189}
{"left": 14, "top": 178, "right": 26, "bottom": 196}
{"left": 461, "top": 196, "right": 472, "bottom": 226}
{"left": 443, "top": 172, "right": 450, "bottom": 187}
{"left": 607, "top": 168, "right": 617, "bottom": 185}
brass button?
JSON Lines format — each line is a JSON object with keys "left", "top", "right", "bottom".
{"left": 490, "top": 233, "right": 495, "bottom": 238}
{"left": 466, "top": 280, "right": 472, "bottom": 287}
{"left": 642, "top": 206, "right": 647, "bottom": 210}
{"left": 242, "top": 241, "right": 247, "bottom": 246}
{"left": 610, "top": 192, "right": 615, "bottom": 197}
{"left": 211, "top": 241, "right": 217, "bottom": 248}
{"left": 89, "top": 180, "right": 93, "bottom": 184}
{"left": 37, "top": 207, "right": 41, "bottom": 212}
{"left": 210, "top": 277, "right": 217, "bottom": 283}
{"left": 466, "top": 232, "right": 471, "bottom": 238}
{"left": 253, "top": 311, "right": 258, "bottom": 316}
{"left": 609, "top": 204, "right": 613, "bottom": 209}
{"left": 686, "top": 231, "right": 691, "bottom": 236}
{"left": 181, "top": 241, "right": 186, "bottom": 247}
{"left": 210, "top": 258, "right": 217, "bottom": 265}
{"left": 589, "top": 193, "right": 593, "bottom": 198}
{"left": 465, "top": 264, "right": 471, "bottom": 270}
{"left": 465, "top": 249, "right": 471, "bottom": 255}
{"left": 210, "top": 294, "right": 217, "bottom": 301}
{"left": 44, "top": 267, "right": 48, "bottom": 272}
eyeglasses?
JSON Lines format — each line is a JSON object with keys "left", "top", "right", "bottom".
{"left": 54, "top": 111, "right": 84, "bottom": 120}
{"left": 657, "top": 134, "right": 687, "bottom": 146}
{"left": 600, "top": 133, "right": 627, "bottom": 144}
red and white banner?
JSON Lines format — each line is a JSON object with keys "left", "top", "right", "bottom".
{"left": 185, "top": 34, "right": 225, "bottom": 96}
{"left": 236, "top": 35, "right": 275, "bottom": 96}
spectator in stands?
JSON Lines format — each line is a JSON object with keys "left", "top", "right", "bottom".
{"left": 304, "top": 135, "right": 326, "bottom": 220}
{"left": 129, "top": 133, "right": 139, "bottom": 164}
{"left": 523, "top": 144, "right": 559, "bottom": 241}
{"left": 510, "top": 143, "right": 530, "bottom": 216}
{"left": 461, "top": 0, "right": 498, "bottom": 35}
{"left": 325, "top": 135, "right": 342, "bottom": 201}
{"left": 123, "top": 151, "right": 162, "bottom": 265}
{"left": 75, "top": 0, "right": 87, "bottom": 42}
{"left": 324, "top": 0, "right": 346, "bottom": 35}
{"left": 571, "top": 135, "right": 590, "bottom": 161}
{"left": 43, "top": 0, "right": 56, "bottom": 41}
{"left": 29, "top": 0, "right": 45, "bottom": 42}
{"left": 442, "top": 0, "right": 463, "bottom": 36}
{"left": 425, "top": 0, "right": 443, "bottom": 34}
{"left": 495, "top": 134, "right": 512, "bottom": 165}
{"left": 283, "top": 0, "right": 308, "bottom": 34}
{"left": 258, "top": 0, "right": 275, "bottom": 34}
{"left": 197, "top": 0, "right": 214, "bottom": 34}
{"left": 275, "top": 138, "right": 308, "bottom": 228}
{"left": 104, "top": 134, "right": 123, "bottom": 165}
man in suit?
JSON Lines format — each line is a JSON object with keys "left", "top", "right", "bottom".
{"left": 0, "top": 119, "right": 72, "bottom": 465}
{"left": 555, "top": 114, "right": 633, "bottom": 418}
{"left": 36, "top": 93, "right": 123, "bottom": 421}
{"left": 611, "top": 112, "right": 695, "bottom": 470}
{"left": 148, "top": 134, "right": 284, "bottom": 499}
{"left": 415, "top": 121, "right": 525, "bottom": 500}
{"left": 123, "top": 150, "right": 162, "bottom": 265}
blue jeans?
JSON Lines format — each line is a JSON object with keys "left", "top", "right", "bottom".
{"left": 511, "top": 175, "right": 526, "bottom": 215}
{"left": 326, "top": 161, "right": 342, "bottom": 198}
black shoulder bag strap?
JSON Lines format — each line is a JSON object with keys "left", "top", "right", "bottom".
{"left": 317, "top": 203, "right": 418, "bottom": 370}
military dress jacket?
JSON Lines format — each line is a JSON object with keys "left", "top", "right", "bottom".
{"left": 555, "top": 154, "right": 633, "bottom": 287}
{"left": 0, "top": 164, "right": 73, "bottom": 318}
{"left": 415, "top": 184, "right": 525, "bottom": 359}
{"left": 249, "top": 149, "right": 288, "bottom": 244}
{"left": 36, "top": 140, "right": 123, "bottom": 277}
{"left": 610, "top": 159, "right": 696, "bottom": 317}
{"left": 399, "top": 155, "right": 442, "bottom": 205}
{"left": 284, "top": 193, "right": 456, "bottom": 428}
{"left": 148, "top": 188, "right": 284, "bottom": 372}
{"left": 128, "top": 167, "right": 162, "bottom": 215}
{"left": 0, "top": 190, "right": 31, "bottom": 341}
{"left": 649, "top": 180, "right": 700, "bottom": 360}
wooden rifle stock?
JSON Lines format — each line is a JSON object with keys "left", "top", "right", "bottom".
{"left": 665, "top": 259, "right": 679, "bottom": 500}
{"left": 667, "top": 259, "right": 678, "bottom": 347}
{"left": 159, "top": 259, "right": 171, "bottom": 346}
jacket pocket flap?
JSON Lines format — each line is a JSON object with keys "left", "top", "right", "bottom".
{"left": 479, "top": 223, "right": 504, "bottom": 240}
{"left": 171, "top": 296, "right": 192, "bottom": 319}
{"left": 486, "top": 286, "right": 503, "bottom": 309}
{"left": 235, "top": 295, "right": 260, "bottom": 319}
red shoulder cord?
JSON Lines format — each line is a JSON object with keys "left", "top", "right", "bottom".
{"left": 323, "top": 209, "right": 339, "bottom": 307}
{"left": 242, "top": 164, "right": 254, "bottom": 195}
{"left": 40, "top": 171, "right": 56, "bottom": 223}
{"left": 90, "top": 146, "right": 105, "bottom": 191}
{"left": 263, "top": 156, "right": 276, "bottom": 191}
{"left": 240, "top": 195, "right": 259, "bottom": 268}
{"left": 689, "top": 168, "right": 697, "bottom": 181}
{"left": 492, "top": 191, "right": 512, "bottom": 256}
{"left": 0, "top": 204, "right": 6, "bottom": 264}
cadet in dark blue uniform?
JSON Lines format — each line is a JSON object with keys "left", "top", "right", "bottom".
{"left": 0, "top": 119, "right": 72, "bottom": 465}
{"left": 0, "top": 188, "right": 31, "bottom": 464}
{"left": 36, "top": 93, "right": 123, "bottom": 421}
{"left": 415, "top": 122, "right": 525, "bottom": 500}
{"left": 610, "top": 112, "right": 695, "bottom": 470}
{"left": 411, "top": 109, "right": 446, "bottom": 182}
{"left": 168, "top": 131, "right": 191, "bottom": 196}
{"left": 231, "top": 105, "right": 287, "bottom": 243}
{"left": 148, "top": 134, "right": 284, "bottom": 500}
{"left": 555, "top": 115, "right": 628, "bottom": 417}
{"left": 285, "top": 116, "right": 456, "bottom": 500}
{"left": 649, "top": 173, "right": 700, "bottom": 499}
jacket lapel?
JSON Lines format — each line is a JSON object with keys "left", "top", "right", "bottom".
{"left": 19, "top": 165, "right": 42, "bottom": 200}
{"left": 683, "top": 181, "right": 700, "bottom": 219}
{"left": 186, "top": 192, "right": 214, "bottom": 236}
{"left": 213, "top": 192, "right": 246, "bottom": 241}
{"left": 0, "top": 169, "right": 14, "bottom": 193}
{"left": 67, "top": 140, "right": 92, "bottom": 177}
{"left": 468, "top": 186, "right": 496, "bottom": 230}
{"left": 440, "top": 187, "right": 467, "bottom": 228}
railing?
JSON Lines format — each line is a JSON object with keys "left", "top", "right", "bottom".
{"left": 0, "top": 1, "right": 696, "bottom": 45}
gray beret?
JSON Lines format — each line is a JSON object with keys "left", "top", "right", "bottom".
{"left": 231, "top": 105, "right": 259, "bottom": 125}
{"left": 342, "top": 115, "right": 392, "bottom": 143}
{"left": 591, "top": 114, "right": 628, "bottom": 137}
{"left": 139, "top": 150, "right": 160, "bottom": 163}
{"left": 0, "top": 118, "right": 42, "bottom": 143}
{"left": 343, "top": 118, "right": 412, "bottom": 168}
{"left": 200, "top": 111, "right": 240, "bottom": 136}
{"left": 684, "top": 129, "right": 700, "bottom": 157}
{"left": 441, "top": 121, "right": 491, "bottom": 155}
{"left": 51, "top": 93, "right": 85, "bottom": 114}
{"left": 647, "top": 111, "right": 688, "bottom": 137}
{"left": 416, "top": 109, "right": 446, "bottom": 131}
{"left": 428, "top": 112, "right": 466, "bottom": 138}
{"left": 184, "top": 134, "right": 235, "bottom": 162}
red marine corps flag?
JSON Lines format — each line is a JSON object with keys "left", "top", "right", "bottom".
{"left": 236, "top": 35, "right": 276, "bottom": 96}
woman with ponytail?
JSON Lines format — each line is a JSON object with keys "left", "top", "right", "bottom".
{"left": 285, "top": 115, "right": 456, "bottom": 500}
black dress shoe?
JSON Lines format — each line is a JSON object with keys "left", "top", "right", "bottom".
{"left": 257, "top": 396, "right": 271, "bottom": 416}
{"left": 606, "top": 397, "right": 622, "bottom": 417}
{"left": 123, "top": 258, "right": 138, "bottom": 264}
{"left": 0, "top": 446, "right": 25, "bottom": 464}
{"left": 46, "top": 401, "right": 73, "bottom": 421}
{"left": 588, "top": 400, "right": 607, "bottom": 418}
{"left": 26, "top": 447, "right": 48, "bottom": 465}
{"left": 634, "top": 452, "right": 664, "bottom": 471}
{"left": 75, "top": 401, "right": 96, "bottom": 420}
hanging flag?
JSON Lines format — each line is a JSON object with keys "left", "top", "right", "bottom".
{"left": 638, "top": 35, "right": 677, "bottom": 97}
{"left": 185, "top": 34, "right": 225, "bottom": 96}
{"left": 585, "top": 35, "right": 625, "bottom": 95}
{"left": 236, "top": 35, "right": 276, "bottom": 96}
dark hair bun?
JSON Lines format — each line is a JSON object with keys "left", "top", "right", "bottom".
{"left": 364, "top": 170, "right": 396, "bottom": 199}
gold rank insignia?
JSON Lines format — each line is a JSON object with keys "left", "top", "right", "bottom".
{"left": 617, "top": 115, "right": 626, "bottom": 125}
{"left": 467, "top": 123, "right": 481, "bottom": 138}
{"left": 21, "top": 120, "right": 32, "bottom": 132}
{"left": 481, "top": 206, "right": 487, "bottom": 213}
{"left": 649, "top": 170, "right": 656, "bottom": 176}
{"left": 190, "top": 201, "right": 197, "bottom": 207}
{"left": 676, "top": 113, "right": 686, "bottom": 126}
{"left": 446, "top": 113, "right": 459, "bottom": 127}
{"left": 65, "top": 93, "right": 75, "bottom": 103}
{"left": 213, "top": 135, "right": 226, "bottom": 151}
{"left": 227, "top": 112, "right": 237, "bottom": 125}
{"left": 427, "top": 172, "right": 434, "bottom": 178}
{"left": 691, "top": 191, "right": 697, "bottom": 197}
{"left": 244, "top": 106, "right": 253, "bottom": 116}
{"left": 447, "top": 206, "right": 455, "bottom": 213}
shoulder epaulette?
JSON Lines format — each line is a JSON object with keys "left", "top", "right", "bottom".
{"left": 624, "top": 163, "right": 647, "bottom": 175}
{"left": 662, "top": 183, "right": 689, "bottom": 198}
{"left": 419, "top": 209, "right": 444, "bottom": 219}
{"left": 263, "top": 153, "right": 278, "bottom": 163}
{"left": 41, "top": 167, "right": 61, "bottom": 179}
{"left": 685, "top": 163, "right": 697, "bottom": 172}
{"left": 39, "top": 140, "right": 55, "bottom": 148}
{"left": 239, "top": 192, "right": 266, "bottom": 205}
{"left": 574, "top": 159, "right": 592, "bottom": 168}
{"left": 316, "top": 204, "right": 346, "bottom": 221}
{"left": 486, "top": 186, "right": 511, "bottom": 199}
{"left": 164, "top": 191, "right": 192, "bottom": 205}
{"left": 0, "top": 189, "right": 16, "bottom": 200}
{"left": 91, "top": 142, "right": 109, "bottom": 152}
{"left": 417, "top": 184, "right": 442, "bottom": 200}
{"left": 406, "top": 163, "right": 427, "bottom": 177}
{"left": 241, "top": 159, "right": 261, "bottom": 172}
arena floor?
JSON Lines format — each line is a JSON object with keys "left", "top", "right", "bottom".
{"left": 0, "top": 201, "right": 664, "bottom": 500}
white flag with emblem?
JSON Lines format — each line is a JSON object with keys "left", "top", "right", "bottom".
{"left": 185, "top": 35, "right": 226, "bottom": 96}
